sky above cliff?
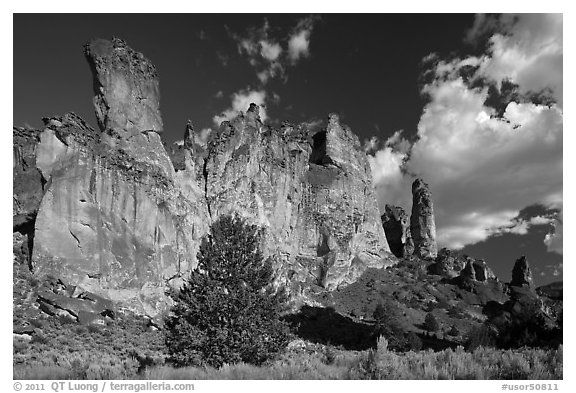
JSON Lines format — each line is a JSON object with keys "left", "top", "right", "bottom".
{"left": 12, "top": 12, "right": 563, "bottom": 285}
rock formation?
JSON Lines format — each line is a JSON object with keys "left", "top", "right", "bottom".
{"left": 381, "top": 205, "right": 413, "bottom": 258}
{"left": 200, "top": 107, "right": 394, "bottom": 290}
{"left": 472, "top": 259, "right": 496, "bottom": 282}
{"left": 30, "top": 113, "right": 207, "bottom": 316}
{"left": 84, "top": 38, "right": 163, "bottom": 138}
{"left": 511, "top": 256, "right": 534, "bottom": 288}
{"left": 429, "top": 248, "right": 466, "bottom": 277}
{"left": 410, "top": 178, "right": 437, "bottom": 259}
{"left": 13, "top": 126, "right": 44, "bottom": 263}
{"left": 460, "top": 259, "right": 477, "bottom": 281}
{"left": 16, "top": 38, "right": 395, "bottom": 316}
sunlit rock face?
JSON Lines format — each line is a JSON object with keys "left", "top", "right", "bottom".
{"left": 202, "top": 107, "right": 395, "bottom": 291}
{"left": 84, "top": 37, "right": 163, "bottom": 138}
{"left": 30, "top": 38, "right": 211, "bottom": 316}
{"left": 23, "top": 38, "right": 394, "bottom": 316}
{"left": 31, "top": 113, "right": 209, "bottom": 316}
{"left": 410, "top": 178, "right": 437, "bottom": 259}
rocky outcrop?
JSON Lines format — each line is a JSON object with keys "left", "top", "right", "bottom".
{"left": 13, "top": 127, "right": 44, "bottom": 233}
{"left": 460, "top": 260, "right": 476, "bottom": 281}
{"left": 381, "top": 205, "right": 413, "bottom": 258}
{"left": 21, "top": 38, "right": 394, "bottom": 316}
{"left": 201, "top": 108, "right": 394, "bottom": 290}
{"left": 472, "top": 259, "right": 496, "bottom": 282}
{"left": 30, "top": 112, "right": 210, "bottom": 316}
{"left": 30, "top": 38, "right": 210, "bottom": 316}
{"left": 410, "top": 178, "right": 437, "bottom": 259}
{"left": 431, "top": 249, "right": 498, "bottom": 290}
{"left": 429, "top": 248, "right": 466, "bottom": 277}
{"left": 510, "top": 256, "right": 534, "bottom": 288}
{"left": 84, "top": 38, "right": 163, "bottom": 138}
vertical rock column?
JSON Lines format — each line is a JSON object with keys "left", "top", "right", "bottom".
{"left": 511, "top": 256, "right": 534, "bottom": 288}
{"left": 410, "top": 178, "right": 437, "bottom": 259}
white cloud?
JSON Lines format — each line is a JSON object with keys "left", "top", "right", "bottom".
{"left": 407, "top": 79, "right": 562, "bottom": 249}
{"left": 368, "top": 131, "right": 413, "bottom": 210}
{"left": 230, "top": 16, "right": 318, "bottom": 85}
{"left": 369, "top": 14, "right": 563, "bottom": 251}
{"left": 260, "top": 40, "right": 282, "bottom": 61}
{"left": 491, "top": 215, "right": 556, "bottom": 237}
{"left": 288, "top": 30, "right": 311, "bottom": 63}
{"left": 544, "top": 211, "right": 563, "bottom": 254}
{"left": 471, "top": 14, "right": 563, "bottom": 106}
{"left": 213, "top": 89, "right": 267, "bottom": 126}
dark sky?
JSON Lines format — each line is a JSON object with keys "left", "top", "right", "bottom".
{"left": 13, "top": 14, "right": 475, "bottom": 144}
{"left": 13, "top": 13, "right": 562, "bottom": 286}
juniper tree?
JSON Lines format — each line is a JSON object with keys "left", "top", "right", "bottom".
{"left": 165, "top": 215, "right": 291, "bottom": 367}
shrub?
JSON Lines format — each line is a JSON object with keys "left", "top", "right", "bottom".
{"left": 164, "top": 215, "right": 291, "bottom": 368}
{"left": 448, "top": 325, "right": 459, "bottom": 336}
{"left": 465, "top": 324, "right": 497, "bottom": 350}
{"left": 423, "top": 313, "right": 440, "bottom": 332}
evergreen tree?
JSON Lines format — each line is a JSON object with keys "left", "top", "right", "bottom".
{"left": 164, "top": 215, "right": 291, "bottom": 367}
{"left": 423, "top": 312, "right": 440, "bottom": 332}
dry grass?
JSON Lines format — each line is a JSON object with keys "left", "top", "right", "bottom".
{"left": 138, "top": 339, "right": 562, "bottom": 380}
{"left": 14, "top": 329, "right": 562, "bottom": 380}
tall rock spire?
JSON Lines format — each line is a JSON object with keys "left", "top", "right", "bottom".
{"left": 511, "top": 256, "right": 534, "bottom": 288}
{"left": 410, "top": 178, "right": 438, "bottom": 259}
{"left": 84, "top": 37, "right": 163, "bottom": 137}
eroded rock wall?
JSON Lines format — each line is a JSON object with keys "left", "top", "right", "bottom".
{"left": 21, "top": 38, "right": 394, "bottom": 316}
{"left": 201, "top": 107, "right": 394, "bottom": 291}
{"left": 31, "top": 114, "right": 209, "bottom": 316}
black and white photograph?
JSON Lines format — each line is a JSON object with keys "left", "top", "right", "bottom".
{"left": 9, "top": 4, "right": 567, "bottom": 385}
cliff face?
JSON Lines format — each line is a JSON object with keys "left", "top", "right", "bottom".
{"left": 201, "top": 106, "right": 393, "bottom": 291}
{"left": 30, "top": 113, "right": 208, "bottom": 316}
{"left": 16, "top": 38, "right": 394, "bottom": 316}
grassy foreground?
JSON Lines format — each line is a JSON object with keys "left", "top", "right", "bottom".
{"left": 14, "top": 337, "right": 562, "bottom": 380}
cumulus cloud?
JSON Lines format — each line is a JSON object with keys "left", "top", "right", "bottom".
{"left": 544, "top": 211, "right": 563, "bottom": 254}
{"left": 408, "top": 79, "right": 562, "bottom": 249}
{"left": 491, "top": 214, "right": 556, "bottom": 236}
{"left": 288, "top": 30, "right": 311, "bottom": 63}
{"left": 288, "top": 16, "right": 319, "bottom": 63}
{"left": 368, "top": 131, "right": 413, "bottom": 210}
{"left": 213, "top": 89, "right": 267, "bottom": 126}
{"left": 229, "top": 16, "right": 319, "bottom": 86}
{"left": 468, "top": 13, "right": 563, "bottom": 106}
{"left": 370, "top": 14, "right": 563, "bottom": 251}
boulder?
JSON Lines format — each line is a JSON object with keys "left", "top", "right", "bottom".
{"left": 381, "top": 205, "right": 414, "bottom": 258}
{"left": 410, "top": 178, "right": 437, "bottom": 259}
